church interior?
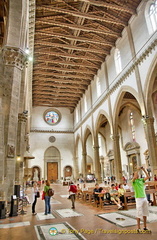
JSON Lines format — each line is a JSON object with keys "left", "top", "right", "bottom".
{"left": 0, "top": 0, "right": 157, "bottom": 239}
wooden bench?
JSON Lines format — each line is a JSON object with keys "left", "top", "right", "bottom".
{"left": 124, "top": 189, "right": 156, "bottom": 210}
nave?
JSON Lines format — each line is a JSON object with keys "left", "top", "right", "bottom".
{"left": 0, "top": 183, "right": 157, "bottom": 240}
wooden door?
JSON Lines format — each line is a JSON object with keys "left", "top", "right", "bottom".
{"left": 47, "top": 162, "right": 58, "bottom": 182}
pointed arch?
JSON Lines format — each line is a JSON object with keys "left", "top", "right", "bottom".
{"left": 112, "top": 86, "right": 141, "bottom": 130}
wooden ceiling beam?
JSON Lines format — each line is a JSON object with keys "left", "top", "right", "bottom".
{"left": 36, "top": 6, "right": 126, "bottom": 26}
{"left": 33, "top": 65, "right": 96, "bottom": 75}
{"left": 35, "top": 19, "right": 120, "bottom": 38}
{"left": 33, "top": 102, "right": 76, "bottom": 108}
{"left": 33, "top": 96, "right": 80, "bottom": 102}
{"left": 35, "top": 31, "right": 114, "bottom": 47}
{"left": 33, "top": 87, "right": 84, "bottom": 94}
{"left": 79, "top": 0, "right": 135, "bottom": 14}
{"left": 33, "top": 92, "right": 81, "bottom": 98}
{"left": 36, "top": 19, "right": 121, "bottom": 38}
{"left": 35, "top": 59, "right": 99, "bottom": 69}
{"left": 32, "top": 81, "right": 87, "bottom": 90}
{"left": 34, "top": 50, "right": 104, "bottom": 62}
{"left": 33, "top": 72, "right": 92, "bottom": 80}
{"left": 35, "top": 41, "right": 109, "bottom": 55}
{"left": 33, "top": 78, "right": 90, "bottom": 85}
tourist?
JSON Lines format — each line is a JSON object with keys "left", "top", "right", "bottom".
{"left": 32, "top": 182, "right": 39, "bottom": 215}
{"left": 68, "top": 181, "right": 77, "bottom": 209}
{"left": 132, "top": 167, "right": 150, "bottom": 232}
{"left": 44, "top": 180, "right": 51, "bottom": 215}
{"left": 109, "top": 184, "right": 123, "bottom": 209}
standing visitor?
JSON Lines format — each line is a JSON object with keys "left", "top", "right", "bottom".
{"left": 32, "top": 182, "right": 39, "bottom": 215}
{"left": 69, "top": 181, "right": 77, "bottom": 209}
{"left": 132, "top": 167, "right": 150, "bottom": 232}
{"left": 44, "top": 180, "right": 51, "bottom": 215}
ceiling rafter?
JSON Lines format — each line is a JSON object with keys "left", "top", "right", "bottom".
{"left": 35, "top": 19, "right": 120, "bottom": 38}
{"left": 33, "top": 86, "right": 85, "bottom": 94}
{"left": 35, "top": 41, "right": 109, "bottom": 55}
{"left": 32, "top": 83, "right": 87, "bottom": 90}
{"left": 33, "top": 91, "right": 81, "bottom": 98}
{"left": 33, "top": 72, "right": 92, "bottom": 81}
{"left": 79, "top": 0, "right": 135, "bottom": 14}
{"left": 35, "top": 59, "right": 100, "bottom": 69}
{"left": 34, "top": 50, "right": 104, "bottom": 62}
{"left": 33, "top": 0, "right": 142, "bottom": 111}
{"left": 33, "top": 66, "right": 96, "bottom": 75}
{"left": 33, "top": 78, "right": 90, "bottom": 85}
{"left": 35, "top": 30, "right": 114, "bottom": 47}
{"left": 34, "top": 92, "right": 82, "bottom": 101}
{"left": 36, "top": 6, "right": 126, "bottom": 26}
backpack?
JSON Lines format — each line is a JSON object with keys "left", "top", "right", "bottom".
{"left": 70, "top": 184, "right": 77, "bottom": 193}
{"left": 48, "top": 188, "right": 54, "bottom": 197}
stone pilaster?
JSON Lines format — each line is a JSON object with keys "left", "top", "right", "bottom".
{"left": 112, "top": 134, "right": 122, "bottom": 183}
{"left": 93, "top": 146, "right": 101, "bottom": 182}
{"left": 1, "top": 46, "right": 27, "bottom": 200}
{"left": 142, "top": 116, "right": 157, "bottom": 176}
{"left": 82, "top": 152, "right": 87, "bottom": 178}
{"left": 15, "top": 113, "right": 27, "bottom": 184}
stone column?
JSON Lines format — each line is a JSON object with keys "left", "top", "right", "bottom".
{"left": 15, "top": 113, "right": 27, "bottom": 184}
{"left": 112, "top": 134, "right": 123, "bottom": 183}
{"left": 93, "top": 146, "right": 101, "bottom": 182}
{"left": 100, "top": 156, "right": 104, "bottom": 180}
{"left": 2, "top": 46, "right": 27, "bottom": 200}
{"left": 73, "top": 156, "right": 79, "bottom": 181}
{"left": 82, "top": 152, "right": 87, "bottom": 178}
{"left": 142, "top": 116, "right": 157, "bottom": 176}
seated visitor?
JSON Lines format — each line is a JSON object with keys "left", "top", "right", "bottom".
{"left": 115, "top": 183, "right": 119, "bottom": 190}
{"left": 81, "top": 183, "right": 88, "bottom": 191}
{"left": 109, "top": 184, "right": 123, "bottom": 209}
{"left": 118, "top": 184, "right": 126, "bottom": 203}
{"left": 93, "top": 183, "right": 101, "bottom": 204}
{"left": 123, "top": 182, "right": 130, "bottom": 191}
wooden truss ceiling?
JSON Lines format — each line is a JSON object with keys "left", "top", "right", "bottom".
{"left": 33, "top": 0, "right": 142, "bottom": 112}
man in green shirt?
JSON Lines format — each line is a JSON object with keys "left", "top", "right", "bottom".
{"left": 132, "top": 166, "right": 150, "bottom": 233}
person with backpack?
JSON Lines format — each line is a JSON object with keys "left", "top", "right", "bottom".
{"left": 44, "top": 180, "right": 52, "bottom": 215}
{"left": 68, "top": 181, "right": 77, "bottom": 209}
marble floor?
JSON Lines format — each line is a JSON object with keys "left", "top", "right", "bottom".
{"left": 0, "top": 183, "right": 157, "bottom": 240}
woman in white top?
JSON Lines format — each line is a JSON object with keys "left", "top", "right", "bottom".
{"left": 32, "top": 182, "right": 38, "bottom": 215}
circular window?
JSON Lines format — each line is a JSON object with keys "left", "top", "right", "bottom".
{"left": 49, "top": 136, "right": 56, "bottom": 143}
{"left": 44, "top": 109, "right": 61, "bottom": 125}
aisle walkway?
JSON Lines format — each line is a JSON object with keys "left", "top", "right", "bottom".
{"left": 0, "top": 183, "right": 157, "bottom": 240}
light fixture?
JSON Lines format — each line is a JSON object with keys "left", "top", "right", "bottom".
{"left": 17, "top": 155, "right": 21, "bottom": 161}
{"left": 25, "top": 48, "right": 29, "bottom": 54}
{"left": 28, "top": 56, "right": 33, "bottom": 61}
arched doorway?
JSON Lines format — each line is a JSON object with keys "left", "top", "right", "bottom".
{"left": 44, "top": 146, "right": 61, "bottom": 182}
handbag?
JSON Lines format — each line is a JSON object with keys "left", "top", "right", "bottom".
{"left": 36, "top": 191, "right": 40, "bottom": 198}
{"left": 42, "top": 191, "right": 45, "bottom": 200}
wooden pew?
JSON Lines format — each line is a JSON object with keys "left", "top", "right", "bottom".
{"left": 123, "top": 189, "right": 156, "bottom": 210}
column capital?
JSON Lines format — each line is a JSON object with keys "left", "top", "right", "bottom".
{"left": 141, "top": 115, "right": 154, "bottom": 125}
{"left": 111, "top": 134, "right": 120, "bottom": 141}
{"left": 82, "top": 152, "right": 87, "bottom": 156}
{"left": 93, "top": 145, "right": 100, "bottom": 149}
{"left": 2, "top": 46, "right": 27, "bottom": 70}
{"left": 18, "top": 113, "right": 27, "bottom": 123}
